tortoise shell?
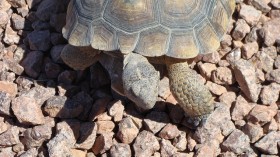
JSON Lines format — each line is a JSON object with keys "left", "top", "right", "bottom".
{"left": 62, "top": 0, "right": 235, "bottom": 59}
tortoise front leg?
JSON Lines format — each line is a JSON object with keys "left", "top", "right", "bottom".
{"left": 122, "top": 53, "right": 160, "bottom": 111}
{"left": 166, "top": 60, "right": 214, "bottom": 128}
{"left": 61, "top": 44, "right": 100, "bottom": 70}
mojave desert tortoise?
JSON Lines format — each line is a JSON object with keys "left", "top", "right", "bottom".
{"left": 61, "top": 0, "right": 235, "bottom": 126}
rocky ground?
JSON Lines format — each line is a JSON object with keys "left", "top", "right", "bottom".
{"left": 0, "top": 0, "right": 280, "bottom": 156}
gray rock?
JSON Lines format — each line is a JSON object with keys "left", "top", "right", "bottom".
{"left": 21, "top": 51, "right": 44, "bottom": 78}
{"left": 44, "top": 96, "right": 83, "bottom": 118}
{"left": 0, "top": 91, "right": 12, "bottom": 116}
{"left": 144, "top": 111, "right": 170, "bottom": 134}
{"left": 221, "top": 129, "right": 252, "bottom": 154}
{"left": 0, "top": 126, "right": 20, "bottom": 147}
{"left": 28, "top": 30, "right": 51, "bottom": 51}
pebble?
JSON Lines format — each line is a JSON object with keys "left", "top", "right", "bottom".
{"left": 116, "top": 117, "right": 139, "bottom": 144}
{"left": 21, "top": 51, "right": 44, "bottom": 78}
{"left": 107, "top": 100, "right": 124, "bottom": 122}
{"left": 92, "top": 133, "right": 113, "bottom": 155}
{"left": 12, "top": 96, "right": 45, "bottom": 125}
{"left": 247, "top": 104, "right": 278, "bottom": 126}
{"left": 206, "top": 81, "right": 227, "bottom": 95}
{"left": 239, "top": 4, "right": 262, "bottom": 26}
{"left": 254, "top": 131, "right": 280, "bottom": 155}
{"left": 242, "top": 122, "right": 264, "bottom": 143}
{"left": 43, "top": 96, "right": 83, "bottom": 118}
{"left": 266, "top": 69, "right": 280, "bottom": 83}
{"left": 160, "top": 139, "right": 177, "bottom": 157}
{"left": 75, "top": 122, "right": 97, "bottom": 150}
{"left": 0, "top": 81, "right": 17, "bottom": 97}
{"left": 96, "top": 121, "right": 115, "bottom": 134}
{"left": 212, "top": 67, "right": 235, "bottom": 85}
{"left": 261, "top": 18, "right": 280, "bottom": 46}
{"left": 260, "top": 83, "right": 280, "bottom": 104}
{"left": 133, "top": 130, "right": 160, "bottom": 157}
{"left": 233, "top": 59, "right": 261, "bottom": 102}
{"left": 231, "top": 95, "right": 255, "bottom": 121}
{"left": 221, "top": 129, "right": 252, "bottom": 154}
{"left": 144, "top": 111, "right": 170, "bottom": 134}
{"left": 110, "top": 143, "right": 131, "bottom": 157}
{"left": 0, "top": 126, "right": 20, "bottom": 146}
{"left": 0, "top": 91, "right": 12, "bottom": 115}
{"left": 158, "top": 123, "right": 180, "bottom": 140}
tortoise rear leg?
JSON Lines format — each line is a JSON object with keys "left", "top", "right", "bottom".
{"left": 122, "top": 53, "right": 160, "bottom": 111}
{"left": 61, "top": 44, "right": 100, "bottom": 70}
{"left": 166, "top": 60, "right": 214, "bottom": 128}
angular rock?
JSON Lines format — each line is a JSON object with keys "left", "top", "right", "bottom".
{"left": 0, "top": 117, "right": 8, "bottom": 134}
{"left": 231, "top": 95, "right": 255, "bottom": 121}
{"left": 110, "top": 143, "right": 131, "bottom": 157}
{"left": 0, "top": 126, "right": 20, "bottom": 146}
{"left": 0, "top": 91, "right": 12, "bottom": 116}
{"left": 0, "top": 10, "right": 9, "bottom": 28}
{"left": 260, "top": 83, "right": 280, "bottom": 104}
{"left": 144, "top": 111, "right": 170, "bottom": 134}
{"left": 255, "top": 131, "right": 280, "bottom": 155}
{"left": 45, "top": 62, "right": 61, "bottom": 79}
{"left": 241, "top": 41, "right": 259, "bottom": 59}
{"left": 172, "top": 131, "right": 187, "bottom": 151}
{"left": 3, "top": 24, "right": 20, "bottom": 45}
{"left": 92, "top": 133, "right": 113, "bottom": 155}
{"left": 251, "top": 51, "right": 274, "bottom": 73}
{"left": 195, "top": 145, "right": 216, "bottom": 157}
{"left": 70, "top": 149, "right": 86, "bottom": 157}
{"left": 261, "top": 18, "right": 280, "bottom": 46}
{"left": 0, "top": 81, "right": 17, "bottom": 97}
{"left": 206, "top": 81, "right": 227, "bottom": 95}
{"left": 194, "top": 103, "right": 235, "bottom": 145}
{"left": 160, "top": 139, "right": 177, "bottom": 157}
{"left": 22, "top": 118, "right": 54, "bottom": 148}
{"left": 233, "top": 59, "right": 261, "bottom": 102}
{"left": 21, "top": 51, "right": 44, "bottom": 78}
{"left": 158, "top": 77, "right": 171, "bottom": 99}
{"left": 28, "top": 30, "right": 51, "bottom": 51}
{"left": 242, "top": 122, "right": 264, "bottom": 143}
{"left": 133, "top": 130, "right": 160, "bottom": 157}
{"left": 221, "top": 129, "right": 252, "bottom": 154}
{"left": 19, "top": 148, "right": 38, "bottom": 157}
{"left": 44, "top": 96, "right": 83, "bottom": 118}
{"left": 158, "top": 123, "right": 180, "bottom": 140}
{"left": 117, "top": 117, "right": 139, "bottom": 144}
{"left": 19, "top": 85, "right": 55, "bottom": 106}
{"left": 75, "top": 122, "right": 97, "bottom": 150}
{"left": 219, "top": 92, "right": 236, "bottom": 107}
{"left": 239, "top": 4, "right": 262, "bottom": 26}
{"left": 47, "top": 132, "right": 73, "bottom": 157}
{"left": 232, "top": 19, "right": 250, "bottom": 40}
{"left": 266, "top": 69, "right": 280, "bottom": 83}
{"left": 12, "top": 96, "right": 45, "bottom": 125}
{"left": 11, "top": 13, "right": 25, "bottom": 30}
{"left": 107, "top": 100, "right": 124, "bottom": 122}
{"left": 96, "top": 120, "right": 115, "bottom": 134}
{"left": 198, "top": 62, "right": 217, "bottom": 80}
{"left": 212, "top": 67, "right": 235, "bottom": 85}
{"left": 247, "top": 104, "right": 278, "bottom": 126}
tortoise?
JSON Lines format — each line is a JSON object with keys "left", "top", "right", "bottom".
{"left": 61, "top": 0, "right": 235, "bottom": 127}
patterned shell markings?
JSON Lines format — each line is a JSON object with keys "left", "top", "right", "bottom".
{"left": 62, "top": 0, "right": 235, "bottom": 59}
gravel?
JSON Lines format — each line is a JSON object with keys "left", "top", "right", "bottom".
{"left": 0, "top": 0, "right": 279, "bottom": 156}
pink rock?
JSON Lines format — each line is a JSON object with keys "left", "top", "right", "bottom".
{"left": 239, "top": 4, "right": 262, "bottom": 26}
{"left": 247, "top": 104, "right": 278, "bottom": 126}
{"left": 206, "top": 81, "right": 227, "bottom": 95}
{"left": 233, "top": 59, "right": 261, "bottom": 102}
{"left": 92, "top": 133, "right": 113, "bottom": 155}
{"left": 3, "top": 24, "right": 20, "bottom": 45}
{"left": 12, "top": 96, "right": 45, "bottom": 125}
{"left": 202, "top": 51, "right": 221, "bottom": 64}
{"left": 0, "top": 81, "right": 17, "bottom": 97}
{"left": 96, "top": 120, "right": 115, "bottom": 134}
{"left": 158, "top": 77, "right": 171, "bottom": 99}
{"left": 241, "top": 41, "right": 259, "bottom": 59}
{"left": 212, "top": 67, "right": 236, "bottom": 85}
{"left": 107, "top": 100, "right": 124, "bottom": 122}
{"left": 158, "top": 123, "right": 180, "bottom": 140}
{"left": 110, "top": 143, "right": 131, "bottom": 157}
{"left": 133, "top": 130, "right": 160, "bottom": 157}
{"left": 232, "top": 19, "right": 250, "bottom": 40}
{"left": 0, "top": 126, "right": 20, "bottom": 146}
{"left": 219, "top": 92, "right": 237, "bottom": 107}
{"left": 144, "top": 111, "right": 169, "bottom": 134}
{"left": 75, "top": 122, "right": 97, "bottom": 150}
{"left": 231, "top": 95, "right": 255, "bottom": 121}
{"left": 266, "top": 69, "right": 280, "bottom": 83}
{"left": 195, "top": 145, "right": 216, "bottom": 157}
{"left": 261, "top": 18, "right": 280, "bottom": 46}
{"left": 242, "top": 122, "right": 264, "bottom": 143}
{"left": 173, "top": 131, "right": 187, "bottom": 151}
{"left": 250, "top": 51, "right": 274, "bottom": 73}
{"left": 160, "top": 139, "right": 177, "bottom": 157}
{"left": 260, "top": 83, "right": 280, "bottom": 104}
{"left": 198, "top": 62, "right": 217, "bottom": 79}
{"left": 117, "top": 117, "right": 139, "bottom": 144}
{"left": 221, "top": 129, "right": 252, "bottom": 154}
{"left": 70, "top": 149, "right": 86, "bottom": 157}
{"left": 0, "top": 10, "right": 9, "bottom": 28}
{"left": 254, "top": 131, "right": 280, "bottom": 155}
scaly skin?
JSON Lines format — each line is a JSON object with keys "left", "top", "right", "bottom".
{"left": 167, "top": 60, "right": 214, "bottom": 127}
